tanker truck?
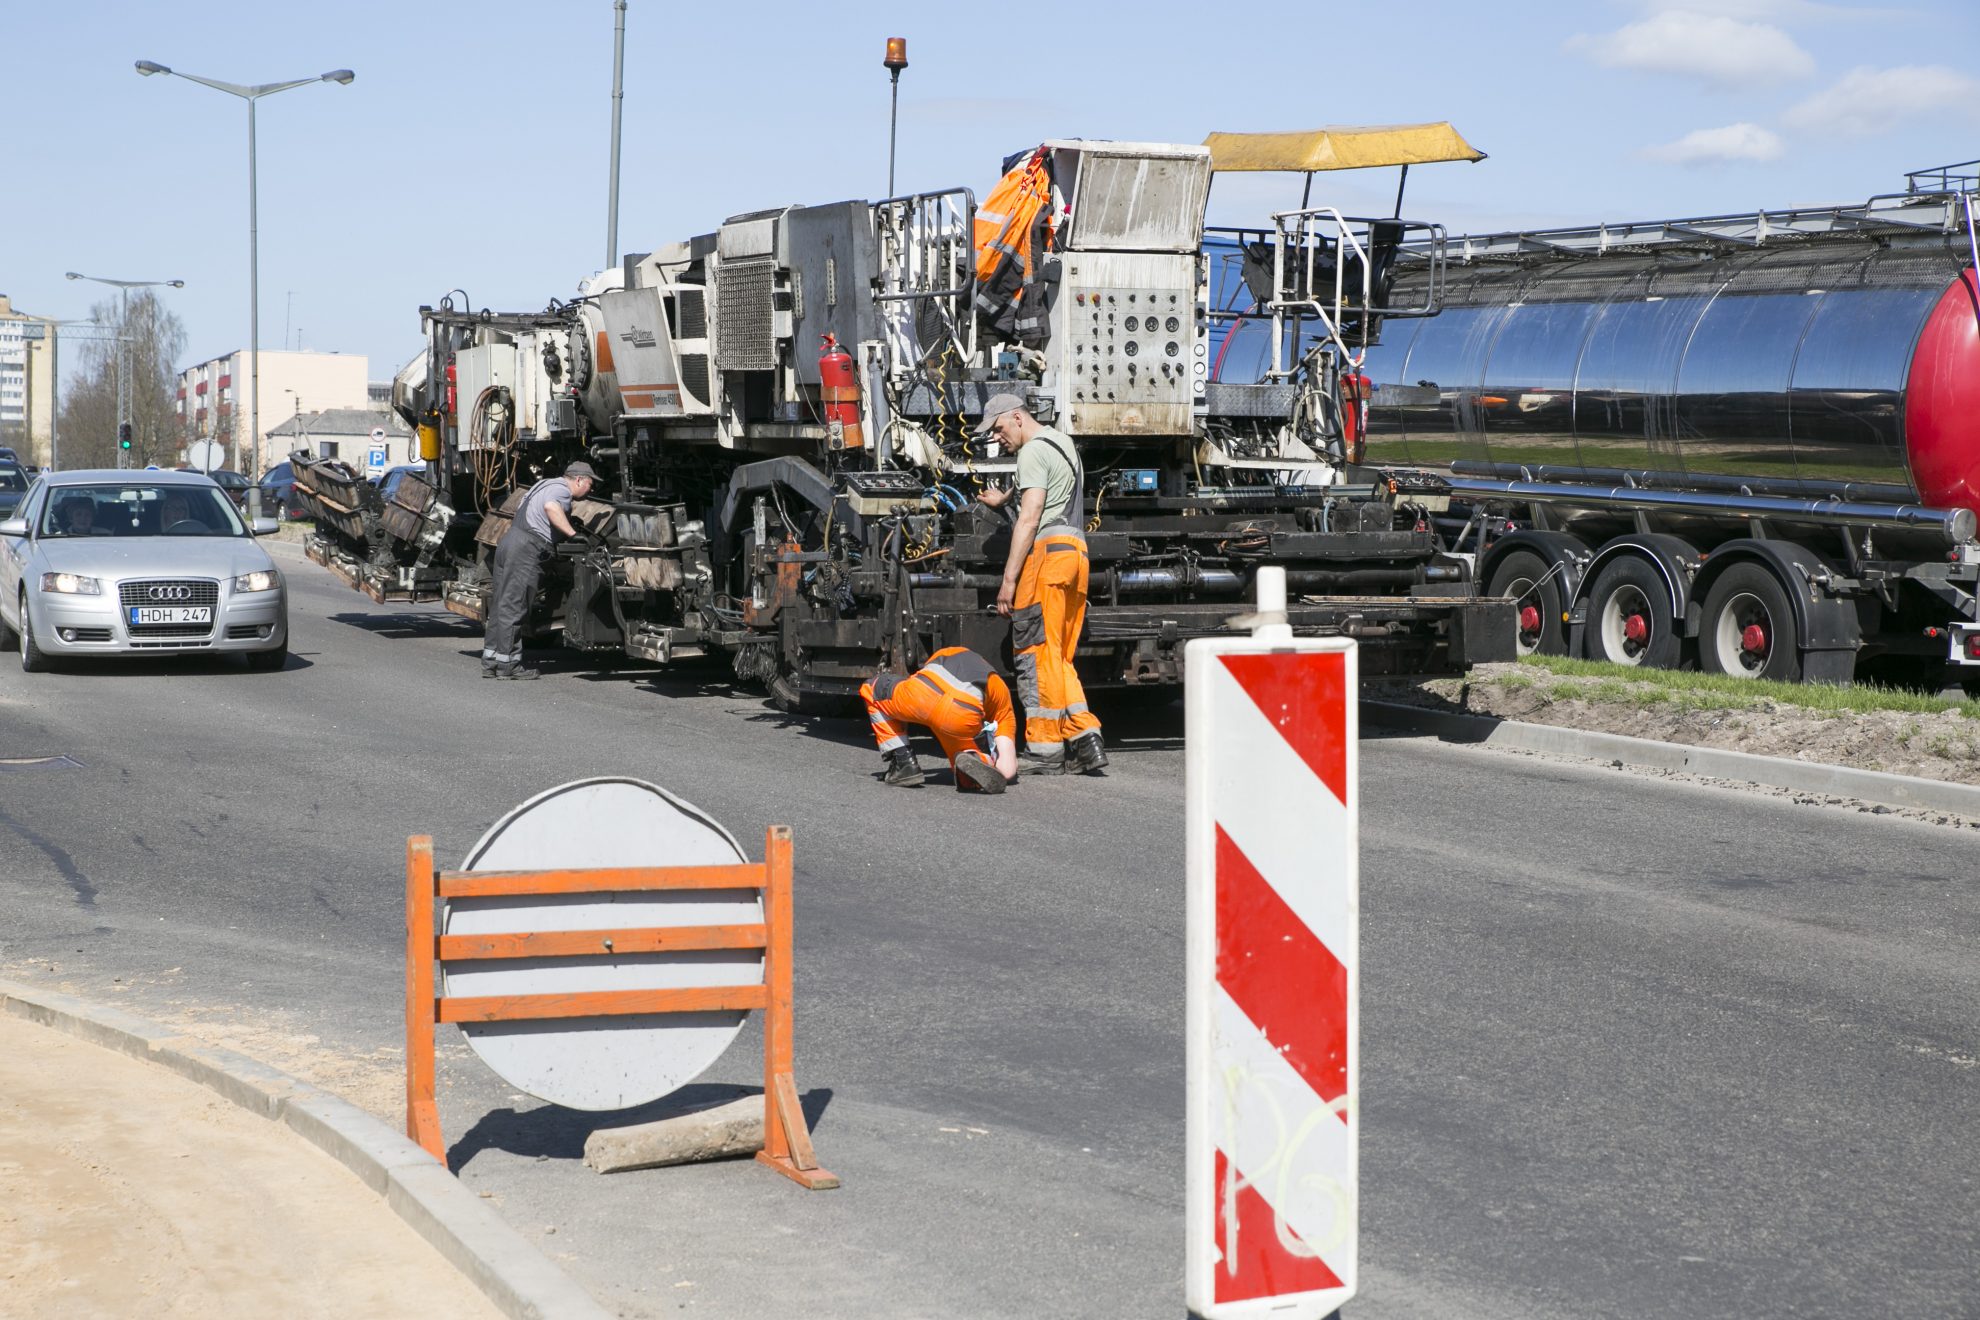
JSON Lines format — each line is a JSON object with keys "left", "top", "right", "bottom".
{"left": 1305, "top": 164, "right": 1980, "bottom": 686}
{"left": 291, "top": 134, "right": 1515, "bottom": 708}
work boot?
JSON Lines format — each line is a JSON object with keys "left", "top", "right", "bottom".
{"left": 494, "top": 662, "right": 542, "bottom": 680}
{"left": 1017, "top": 748, "right": 1066, "bottom": 776}
{"left": 953, "top": 750, "right": 1007, "bottom": 795}
{"left": 882, "top": 748, "right": 925, "bottom": 787}
{"left": 1067, "top": 729, "right": 1110, "bottom": 774}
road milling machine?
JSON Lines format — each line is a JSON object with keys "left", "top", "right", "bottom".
{"left": 294, "top": 134, "right": 1514, "bottom": 707}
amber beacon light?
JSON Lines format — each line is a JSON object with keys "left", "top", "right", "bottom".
{"left": 885, "top": 37, "right": 908, "bottom": 196}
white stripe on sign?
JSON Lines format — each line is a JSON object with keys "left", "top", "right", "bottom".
{"left": 1207, "top": 661, "right": 1354, "bottom": 960}
{"left": 1213, "top": 984, "right": 1355, "bottom": 1275}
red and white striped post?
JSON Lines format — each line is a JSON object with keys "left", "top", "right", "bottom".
{"left": 1186, "top": 567, "right": 1358, "bottom": 1317}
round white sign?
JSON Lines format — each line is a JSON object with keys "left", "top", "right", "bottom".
{"left": 444, "top": 778, "right": 764, "bottom": 1111}
{"left": 186, "top": 441, "right": 224, "bottom": 473}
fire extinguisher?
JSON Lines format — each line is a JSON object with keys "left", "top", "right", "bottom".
{"left": 1340, "top": 372, "right": 1370, "bottom": 466}
{"left": 818, "top": 333, "right": 865, "bottom": 450}
{"left": 444, "top": 356, "right": 458, "bottom": 419}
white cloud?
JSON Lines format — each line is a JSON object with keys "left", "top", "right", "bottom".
{"left": 1642, "top": 123, "right": 1787, "bottom": 165}
{"left": 1782, "top": 65, "right": 1980, "bottom": 137}
{"left": 1566, "top": 10, "right": 1816, "bottom": 88}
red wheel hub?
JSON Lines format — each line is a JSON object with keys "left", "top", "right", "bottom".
{"left": 1518, "top": 605, "right": 1540, "bottom": 634}
{"left": 1741, "top": 623, "right": 1769, "bottom": 655}
{"left": 1623, "top": 614, "right": 1648, "bottom": 645}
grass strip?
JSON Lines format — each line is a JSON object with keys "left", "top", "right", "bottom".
{"left": 1509, "top": 654, "right": 1980, "bottom": 720}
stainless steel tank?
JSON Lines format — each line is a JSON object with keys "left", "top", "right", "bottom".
{"left": 1352, "top": 243, "right": 1980, "bottom": 510}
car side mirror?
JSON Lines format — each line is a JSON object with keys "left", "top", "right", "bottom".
{"left": 0, "top": 517, "right": 25, "bottom": 537}
{"left": 250, "top": 517, "right": 280, "bottom": 536}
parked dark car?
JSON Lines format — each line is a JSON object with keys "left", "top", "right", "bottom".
{"left": 257, "top": 461, "right": 308, "bottom": 520}
{"left": 206, "top": 468, "right": 252, "bottom": 509}
{"left": 0, "top": 463, "right": 29, "bottom": 518}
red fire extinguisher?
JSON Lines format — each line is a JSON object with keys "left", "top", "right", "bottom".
{"left": 818, "top": 333, "right": 865, "bottom": 450}
{"left": 1340, "top": 372, "right": 1370, "bottom": 466}
{"left": 444, "top": 356, "right": 458, "bottom": 418}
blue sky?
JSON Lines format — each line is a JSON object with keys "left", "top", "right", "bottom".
{"left": 4, "top": 0, "right": 1974, "bottom": 388}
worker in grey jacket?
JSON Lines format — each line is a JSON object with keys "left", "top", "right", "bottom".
{"left": 482, "top": 460, "right": 597, "bottom": 679}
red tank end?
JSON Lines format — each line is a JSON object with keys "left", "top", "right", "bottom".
{"left": 1905, "top": 270, "right": 1980, "bottom": 511}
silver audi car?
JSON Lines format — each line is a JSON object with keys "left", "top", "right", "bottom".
{"left": 0, "top": 469, "right": 289, "bottom": 672}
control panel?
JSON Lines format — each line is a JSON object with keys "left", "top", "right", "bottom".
{"left": 1065, "top": 286, "right": 1194, "bottom": 410}
{"left": 840, "top": 469, "right": 934, "bottom": 515}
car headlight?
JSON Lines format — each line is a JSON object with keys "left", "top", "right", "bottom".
{"left": 233, "top": 569, "right": 280, "bottom": 593}
{"left": 40, "top": 572, "right": 102, "bottom": 595}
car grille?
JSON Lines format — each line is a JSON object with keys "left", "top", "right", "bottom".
{"left": 227, "top": 624, "right": 264, "bottom": 640}
{"left": 119, "top": 579, "right": 219, "bottom": 639}
{"left": 129, "top": 639, "right": 212, "bottom": 649}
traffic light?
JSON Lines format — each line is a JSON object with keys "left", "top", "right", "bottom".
{"left": 118, "top": 423, "right": 132, "bottom": 451}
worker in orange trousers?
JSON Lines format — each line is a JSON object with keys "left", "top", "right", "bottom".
{"left": 860, "top": 646, "right": 1018, "bottom": 793}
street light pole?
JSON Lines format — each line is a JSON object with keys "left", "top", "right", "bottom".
{"left": 136, "top": 60, "right": 354, "bottom": 479}
{"left": 64, "top": 272, "right": 184, "bottom": 469}
{"left": 606, "top": 0, "right": 628, "bottom": 270}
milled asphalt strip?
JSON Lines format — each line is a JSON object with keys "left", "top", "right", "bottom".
{"left": 0, "top": 979, "right": 608, "bottom": 1320}
{"left": 1363, "top": 700, "right": 1980, "bottom": 818}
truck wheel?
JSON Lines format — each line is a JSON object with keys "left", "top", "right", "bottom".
{"left": 1485, "top": 550, "right": 1566, "bottom": 657}
{"left": 1582, "top": 557, "right": 1680, "bottom": 669}
{"left": 1698, "top": 564, "right": 1800, "bottom": 681}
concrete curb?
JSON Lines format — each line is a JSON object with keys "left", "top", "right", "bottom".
{"left": 0, "top": 979, "right": 608, "bottom": 1320}
{"left": 1363, "top": 700, "right": 1980, "bottom": 818}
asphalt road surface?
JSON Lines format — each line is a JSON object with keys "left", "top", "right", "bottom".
{"left": 1, "top": 540, "right": 1974, "bottom": 1319}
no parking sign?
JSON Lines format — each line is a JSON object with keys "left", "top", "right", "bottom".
{"left": 1185, "top": 608, "right": 1358, "bottom": 1317}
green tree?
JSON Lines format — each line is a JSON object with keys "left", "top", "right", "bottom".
{"left": 55, "top": 291, "right": 186, "bottom": 470}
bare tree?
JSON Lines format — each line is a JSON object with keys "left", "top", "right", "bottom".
{"left": 56, "top": 291, "right": 187, "bottom": 469}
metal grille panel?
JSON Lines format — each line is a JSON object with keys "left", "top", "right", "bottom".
{"left": 717, "top": 259, "right": 776, "bottom": 370}
{"left": 678, "top": 289, "right": 707, "bottom": 340}
{"left": 119, "top": 579, "right": 219, "bottom": 639}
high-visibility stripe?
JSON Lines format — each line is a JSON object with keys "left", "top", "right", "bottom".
{"left": 1210, "top": 986, "right": 1353, "bottom": 1299}
{"left": 921, "top": 662, "right": 983, "bottom": 702}
{"left": 875, "top": 734, "right": 906, "bottom": 753}
{"left": 1209, "top": 667, "right": 1353, "bottom": 959}
{"left": 1216, "top": 825, "right": 1347, "bottom": 1113}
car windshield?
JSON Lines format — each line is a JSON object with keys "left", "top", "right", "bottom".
{"left": 40, "top": 484, "right": 246, "bottom": 538}
{"left": 0, "top": 467, "right": 26, "bottom": 492}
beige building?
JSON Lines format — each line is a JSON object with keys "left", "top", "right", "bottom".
{"left": 0, "top": 295, "right": 57, "bottom": 467}
{"left": 177, "top": 349, "right": 368, "bottom": 475}
{"left": 265, "top": 407, "right": 418, "bottom": 473}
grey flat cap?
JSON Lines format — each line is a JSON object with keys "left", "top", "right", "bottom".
{"left": 564, "top": 461, "right": 599, "bottom": 480}
{"left": 972, "top": 392, "right": 1027, "bottom": 437}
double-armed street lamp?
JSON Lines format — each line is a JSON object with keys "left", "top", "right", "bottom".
{"left": 63, "top": 272, "right": 183, "bottom": 468}
{"left": 135, "top": 59, "right": 353, "bottom": 477}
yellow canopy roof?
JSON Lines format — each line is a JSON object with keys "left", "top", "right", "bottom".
{"left": 1203, "top": 123, "right": 1486, "bottom": 173}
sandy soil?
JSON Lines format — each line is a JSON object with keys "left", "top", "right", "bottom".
{"left": 0, "top": 1015, "right": 499, "bottom": 1320}
{"left": 1373, "top": 663, "right": 1980, "bottom": 787}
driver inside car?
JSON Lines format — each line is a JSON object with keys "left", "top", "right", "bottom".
{"left": 158, "top": 494, "right": 202, "bottom": 533}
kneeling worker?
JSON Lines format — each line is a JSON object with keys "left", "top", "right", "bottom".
{"left": 862, "top": 647, "right": 1018, "bottom": 793}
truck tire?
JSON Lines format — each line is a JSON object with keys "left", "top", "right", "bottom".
{"left": 1697, "top": 563, "right": 1800, "bottom": 681}
{"left": 1485, "top": 550, "right": 1566, "bottom": 657}
{"left": 1582, "top": 556, "right": 1680, "bottom": 669}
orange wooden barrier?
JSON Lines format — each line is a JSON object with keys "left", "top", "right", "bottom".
{"left": 404, "top": 824, "right": 837, "bottom": 1190}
